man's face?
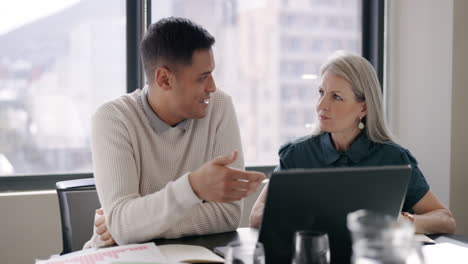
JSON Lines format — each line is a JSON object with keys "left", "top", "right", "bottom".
{"left": 169, "top": 48, "right": 216, "bottom": 122}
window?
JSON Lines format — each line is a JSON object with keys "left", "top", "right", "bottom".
{"left": 1, "top": 0, "right": 383, "bottom": 190}
{"left": 0, "top": 0, "right": 126, "bottom": 176}
{"left": 281, "top": 37, "right": 302, "bottom": 52}
{"left": 152, "top": 0, "right": 362, "bottom": 165}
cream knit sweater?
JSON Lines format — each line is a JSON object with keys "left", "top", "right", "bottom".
{"left": 90, "top": 87, "right": 244, "bottom": 245}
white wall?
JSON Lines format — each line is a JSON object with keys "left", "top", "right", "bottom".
{"left": 449, "top": 0, "right": 468, "bottom": 235}
{"left": 0, "top": 191, "right": 62, "bottom": 264}
{"left": 386, "top": 0, "right": 468, "bottom": 234}
{"left": 386, "top": 0, "right": 453, "bottom": 206}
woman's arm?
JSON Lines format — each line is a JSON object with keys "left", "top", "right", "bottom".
{"left": 249, "top": 184, "right": 269, "bottom": 228}
{"left": 405, "top": 191, "right": 456, "bottom": 234}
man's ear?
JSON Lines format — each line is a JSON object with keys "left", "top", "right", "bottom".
{"left": 155, "top": 66, "right": 174, "bottom": 91}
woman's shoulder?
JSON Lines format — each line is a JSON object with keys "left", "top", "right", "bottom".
{"left": 378, "top": 141, "right": 419, "bottom": 165}
{"left": 278, "top": 134, "right": 321, "bottom": 158}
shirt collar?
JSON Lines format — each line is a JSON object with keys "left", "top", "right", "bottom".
{"left": 140, "top": 86, "right": 191, "bottom": 133}
{"left": 320, "top": 132, "right": 372, "bottom": 164}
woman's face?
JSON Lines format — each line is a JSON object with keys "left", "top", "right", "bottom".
{"left": 316, "top": 71, "right": 366, "bottom": 135}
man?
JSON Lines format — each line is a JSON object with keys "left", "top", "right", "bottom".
{"left": 85, "top": 17, "right": 265, "bottom": 247}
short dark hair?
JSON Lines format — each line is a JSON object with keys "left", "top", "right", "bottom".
{"left": 141, "top": 17, "right": 215, "bottom": 84}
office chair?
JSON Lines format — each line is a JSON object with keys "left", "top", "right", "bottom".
{"left": 56, "top": 177, "right": 100, "bottom": 254}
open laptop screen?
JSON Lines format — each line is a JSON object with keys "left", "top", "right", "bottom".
{"left": 258, "top": 165, "right": 411, "bottom": 264}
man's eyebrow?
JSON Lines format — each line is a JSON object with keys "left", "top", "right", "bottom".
{"left": 198, "top": 70, "right": 212, "bottom": 76}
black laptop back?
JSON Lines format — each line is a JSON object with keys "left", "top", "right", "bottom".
{"left": 258, "top": 165, "right": 411, "bottom": 264}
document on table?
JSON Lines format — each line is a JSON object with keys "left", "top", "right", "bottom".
{"left": 35, "top": 243, "right": 169, "bottom": 264}
{"left": 157, "top": 244, "right": 224, "bottom": 263}
{"left": 414, "top": 234, "right": 436, "bottom": 244}
{"left": 108, "top": 244, "right": 224, "bottom": 264}
{"left": 423, "top": 243, "right": 468, "bottom": 264}
{"left": 36, "top": 243, "right": 224, "bottom": 264}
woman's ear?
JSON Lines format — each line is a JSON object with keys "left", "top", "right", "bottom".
{"left": 155, "top": 66, "right": 173, "bottom": 91}
{"left": 360, "top": 102, "right": 367, "bottom": 118}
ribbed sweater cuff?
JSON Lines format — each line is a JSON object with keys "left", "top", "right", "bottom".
{"left": 172, "top": 172, "right": 203, "bottom": 208}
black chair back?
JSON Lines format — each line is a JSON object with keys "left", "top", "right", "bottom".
{"left": 56, "top": 178, "right": 100, "bottom": 254}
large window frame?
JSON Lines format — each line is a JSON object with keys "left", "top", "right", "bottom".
{"left": 0, "top": 0, "right": 384, "bottom": 192}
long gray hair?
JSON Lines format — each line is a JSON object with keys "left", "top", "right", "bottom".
{"left": 313, "top": 51, "right": 393, "bottom": 143}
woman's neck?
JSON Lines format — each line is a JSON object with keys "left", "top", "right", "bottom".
{"left": 330, "top": 128, "right": 362, "bottom": 152}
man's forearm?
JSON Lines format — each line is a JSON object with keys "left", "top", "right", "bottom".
{"left": 158, "top": 200, "right": 241, "bottom": 238}
{"left": 102, "top": 173, "right": 201, "bottom": 245}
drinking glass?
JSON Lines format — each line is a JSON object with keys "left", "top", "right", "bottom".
{"left": 224, "top": 241, "right": 265, "bottom": 264}
{"left": 291, "top": 230, "right": 330, "bottom": 264}
{"left": 347, "top": 209, "right": 425, "bottom": 264}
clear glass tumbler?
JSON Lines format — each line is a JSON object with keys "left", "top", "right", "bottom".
{"left": 347, "top": 209, "right": 425, "bottom": 264}
{"left": 224, "top": 241, "right": 265, "bottom": 264}
{"left": 291, "top": 230, "right": 330, "bottom": 264}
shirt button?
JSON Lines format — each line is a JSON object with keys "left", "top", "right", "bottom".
{"left": 338, "top": 156, "right": 348, "bottom": 167}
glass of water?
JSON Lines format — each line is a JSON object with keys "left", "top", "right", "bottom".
{"left": 292, "top": 230, "right": 330, "bottom": 264}
{"left": 347, "top": 209, "right": 425, "bottom": 264}
{"left": 224, "top": 241, "right": 265, "bottom": 264}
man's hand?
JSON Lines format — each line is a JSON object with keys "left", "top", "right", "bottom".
{"left": 189, "top": 151, "right": 266, "bottom": 202}
{"left": 95, "top": 208, "right": 116, "bottom": 246}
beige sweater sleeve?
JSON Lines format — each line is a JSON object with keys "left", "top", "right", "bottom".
{"left": 91, "top": 105, "right": 201, "bottom": 245}
{"left": 91, "top": 92, "right": 243, "bottom": 245}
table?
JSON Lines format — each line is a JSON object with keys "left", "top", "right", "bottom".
{"left": 153, "top": 228, "right": 258, "bottom": 251}
{"left": 429, "top": 233, "right": 468, "bottom": 247}
{"left": 152, "top": 228, "right": 468, "bottom": 263}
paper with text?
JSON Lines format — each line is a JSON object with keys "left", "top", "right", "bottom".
{"left": 35, "top": 243, "right": 168, "bottom": 264}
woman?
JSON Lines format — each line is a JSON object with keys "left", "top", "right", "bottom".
{"left": 249, "top": 51, "right": 456, "bottom": 234}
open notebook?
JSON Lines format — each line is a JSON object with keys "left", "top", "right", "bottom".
{"left": 158, "top": 244, "right": 224, "bottom": 263}
{"left": 109, "top": 245, "right": 224, "bottom": 264}
{"left": 36, "top": 243, "right": 223, "bottom": 264}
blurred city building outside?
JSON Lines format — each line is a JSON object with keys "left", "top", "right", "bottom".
{"left": 0, "top": 0, "right": 360, "bottom": 175}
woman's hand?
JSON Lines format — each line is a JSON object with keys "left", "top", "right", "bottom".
{"left": 249, "top": 185, "right": 268, "bottom": 228}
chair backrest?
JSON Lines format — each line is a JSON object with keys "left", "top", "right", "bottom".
{"left": 56, "top": 178, "right": 100, "bottom": 254}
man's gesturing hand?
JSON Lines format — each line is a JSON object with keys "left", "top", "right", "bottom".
{"left": 189, "top": 151, "right": 266, "bottom": 202}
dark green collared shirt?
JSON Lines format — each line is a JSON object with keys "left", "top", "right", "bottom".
{"left": 278, "top": 132, "right": 429, "bottom": 212}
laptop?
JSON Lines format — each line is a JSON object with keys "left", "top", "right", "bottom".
{"left": 257, "top": 165, "right": 411, "bottom": 264}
